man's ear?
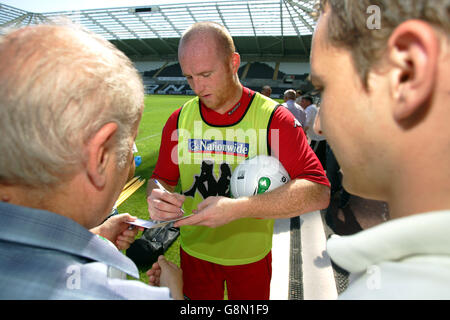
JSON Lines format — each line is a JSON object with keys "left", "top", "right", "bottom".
{"left": 86, "top": 122, "right": 118, "bottom": 189}
{"left": 387, "top": 20, "right": 439, "bottom": 123}
{"left": 231, "top": 52, "right": 241, "bottom": 74}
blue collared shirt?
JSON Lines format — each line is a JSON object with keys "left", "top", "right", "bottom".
{"left": 0, "top": 201, "right": 172, "bottom": 300}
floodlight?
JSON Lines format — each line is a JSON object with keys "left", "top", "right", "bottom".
{"left": 128, "top": 6, "right": 160, "bottom": 14}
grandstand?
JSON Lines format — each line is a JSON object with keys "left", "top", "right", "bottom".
{"left": 138, "top": 60, "right": 313, "bottom": 96}
{"left": 0, "top": 0, "right": 317, "bottom": 98}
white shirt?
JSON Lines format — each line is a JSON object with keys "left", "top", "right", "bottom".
{"left": 282, "top": 100, "right": 306, "bottom": 128}
{"left": 304, "top": 104, "right": 325, "bottom": 141}
{"left": 327, "top": 210, "right": 450, "bottom": 299}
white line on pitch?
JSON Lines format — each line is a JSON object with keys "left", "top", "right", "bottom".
{"left": 136, "top": 133, "right": 161, "bottom": 143}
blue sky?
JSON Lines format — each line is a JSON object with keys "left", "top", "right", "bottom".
{"left": 2, "top": 0, "right": 213, "bottom": 12}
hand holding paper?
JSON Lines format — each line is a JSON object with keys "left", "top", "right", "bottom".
{"left": 126, "top": 214, "right": 193, "bottom": 229}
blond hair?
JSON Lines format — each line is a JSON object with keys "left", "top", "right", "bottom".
{"left": 316, "top": 0, "right": 450, "bottom": 86}
{"left": 0, "top": 23, "right": 143, "bottom": 187}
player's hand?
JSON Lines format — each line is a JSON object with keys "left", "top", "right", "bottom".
{"left": 174, "top": 196, "right": 238, "bottom": 228}
{"left": 147, "top": 189, "right": 186, "bottom": 221}
{"left": 147, "top": 255, "right": 184, "bottom": 300}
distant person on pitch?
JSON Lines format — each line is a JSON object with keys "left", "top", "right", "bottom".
{"left": 260, "top": 85, "right": 272, "bottom": 97}
{"left": 282, "top": 89, "right": 307, "bottom": 129}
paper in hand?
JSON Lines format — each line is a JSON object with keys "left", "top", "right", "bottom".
{"left": 127, "top": 214, "right": 194, "bottom": 229}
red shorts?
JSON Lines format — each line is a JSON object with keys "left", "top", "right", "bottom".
{"left": 180, "top": 247, "right": 272, "bottom": 300}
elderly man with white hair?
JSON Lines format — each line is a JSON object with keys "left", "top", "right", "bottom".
{"left": 0, "top": 23, "right": 183, "bottom": 300}
{"left": 282, "top": 89, "right": 307, "bottom": 129}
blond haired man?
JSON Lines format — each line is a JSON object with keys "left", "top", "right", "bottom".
{"left": 312, "top": 0, "right": 450, "bottom": 299}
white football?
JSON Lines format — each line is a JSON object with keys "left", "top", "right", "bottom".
{"left": 230, "top": 155, "right": 291, "bottom": 198}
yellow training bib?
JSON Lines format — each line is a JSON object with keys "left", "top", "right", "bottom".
{"left": 177, "top": 93, "right": 278, "bottom": 266}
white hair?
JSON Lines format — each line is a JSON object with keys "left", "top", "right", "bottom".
{"left": 0, "top": 23, "right": 144, "bottom": 187}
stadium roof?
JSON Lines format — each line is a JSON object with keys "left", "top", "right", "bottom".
{"left": 0, "top": 0, "right": 317, "bottom": 62}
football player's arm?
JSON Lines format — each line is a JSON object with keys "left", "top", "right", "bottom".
{"left": 175, "top": 178, "right": 329, "bottom": 228}
{"left": 147, "top": 109, "right": 185, "bottom": 221}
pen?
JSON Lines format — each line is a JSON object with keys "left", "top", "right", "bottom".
{"left": 153, "top": 179, "right": 186, "bottom": 215}
{"left": 153, "top": 178, "right": 169, "bottom": 193}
